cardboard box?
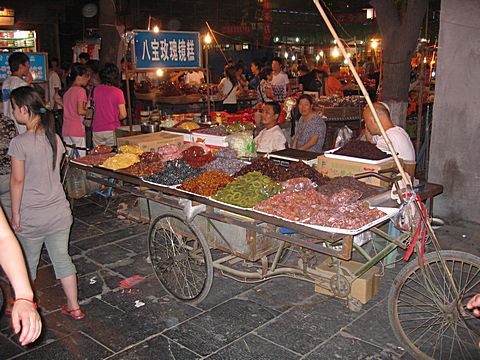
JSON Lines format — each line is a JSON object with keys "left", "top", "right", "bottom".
{"left": 316, "top": 155, "right": 396, "bottom": 188}
{"left": 116, "top": 131, "right": 184, "bottom": 152}
{"left": 315, "top": 259, "right": 380, "bottom": 304}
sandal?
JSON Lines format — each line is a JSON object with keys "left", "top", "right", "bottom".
{"left": 61, "top": 305, "right": 85, "bottom": 320}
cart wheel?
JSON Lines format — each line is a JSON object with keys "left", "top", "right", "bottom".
{"left": 388, "top": 250, "right": 480, "bottom": 359}
{"left": 148, "top": 214, "right": 213, "bottom": 304}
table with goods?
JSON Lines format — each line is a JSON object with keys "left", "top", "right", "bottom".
{"left": 66, "top": 134, "right": 480, "bottom": 359}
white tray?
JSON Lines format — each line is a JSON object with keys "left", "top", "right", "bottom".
{"left": 252, "top": 206, "right": 399, "bottom": 236}
{"left": 324, "top": 147, "right": 393, "bottom": 165}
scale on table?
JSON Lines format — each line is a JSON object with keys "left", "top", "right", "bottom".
{"left": 266, "top": 149, "right": 321, "bottom": 168}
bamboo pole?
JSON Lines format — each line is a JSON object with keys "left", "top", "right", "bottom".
{"left": 312, "top": 0, "right": 413, "bottom": 190}
{"left": 206, "top": 21, "right": 229, "bottom": 64}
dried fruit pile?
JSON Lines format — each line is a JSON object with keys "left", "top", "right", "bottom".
{"left": 317, "top": 176, "right": 378, "bottom": 199}
{"left": 234, "top": 157, "right": 329, "bottom": 186}
{"left": 254, "top": 184, "right": 384, "bottom": 230}
{"left": 144, "top": 159, "right": 203, "bottom": 186}
{"left": 213, "top": 171, "right": 282, "bottom": 208}
{"left": 100, "top": 153, "right": 140, "bottom": 170}
{"left": 74, "top": 153, "right": 114, "bottom": 165}
{"left": 179, "top": 171, "right": 232, "bottom": 196}
{"left": 181, "top": 146, "right": 215, "bottom": 168}
{"left": 333, "top": 140, "right": 390, "bottom": 160}
{"left": 158, "top": 144, "right": 182, "bottom": 162}
{"left": 120, "top": 152, "right": 164, "bottom": 177}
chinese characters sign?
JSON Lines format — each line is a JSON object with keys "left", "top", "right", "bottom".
{"left": 0, "top": 53, "right": 47, "bottom": 82}
{"left": 133, "top": 31, "right": 201, "bottom": 69}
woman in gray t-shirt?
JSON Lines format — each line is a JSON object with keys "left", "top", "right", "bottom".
{"left": 292, "top": 94, "right": 326, "bottom": 153}
{"left": 8, "top": 86, "right": 84, "bottom": 320}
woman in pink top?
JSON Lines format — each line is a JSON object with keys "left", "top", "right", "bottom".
{"left": 92, "top": 63, "right": 127, "bottom": 146}
{"left": 62, "top": 63, "right": 90, "bottom": 156}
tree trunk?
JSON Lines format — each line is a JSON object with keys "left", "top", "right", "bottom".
{"left": 371, "top": 0, "right": 428, "bottom": 126}
{"left": 99, "top": 0, "right": 121, "bottom": 65}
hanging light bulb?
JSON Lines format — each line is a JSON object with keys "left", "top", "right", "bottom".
{"left": 156, "top": 68, "right": 164, "bottom": 77}
{"left": 315, "top": 54, "right": 320, "bottom": 62}
{"left": 319, "top": 50, "right": 324, "bottom": 57}
{"left": 371, "top": 40, "right": 379, "bottom": 49}
{"left": 331, "top": 47, "right": 340, "bottom": 58}
{"left": 153, "top": 25, "right": 160, "bottom": 33}
{"left": 204, "top": 33, "right": 212, "bottom": 44}
{"left": 291, "top": 55, "right": 296, "bottom": 61}
{"left": 284, "top": 51, "right": 289, "bottom": 59}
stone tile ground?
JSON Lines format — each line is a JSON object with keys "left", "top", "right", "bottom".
{"left": 0, "top": 195, "right": 478, "bottom": 359}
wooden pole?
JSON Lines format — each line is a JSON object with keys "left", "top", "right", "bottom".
{"left": 205, "top": 46, "right": 211, "bottom": 114}
{"left": 312, "top": 0, "right": 413, "bottom": 189}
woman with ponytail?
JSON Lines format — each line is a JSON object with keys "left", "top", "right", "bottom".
{"left": 8, "top": 86, "right": 84, "bottom": 320}
{"left": 62, "top": 63, "right": 90, "bottom": 156}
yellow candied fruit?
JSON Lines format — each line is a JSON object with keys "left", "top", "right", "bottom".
{"left": 119, "top": 145, "right": 144, "bottom": 156}
{"left": 100, "top": 153, "right": 140, "bottom": 170}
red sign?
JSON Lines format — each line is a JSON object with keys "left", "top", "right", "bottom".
{"left": 221, "top": 24, "right": 252, "bottom": 36}
{"left": 263, "top": 0, "right": 272, "bottom": 46}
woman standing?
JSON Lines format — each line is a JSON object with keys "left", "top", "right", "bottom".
{"left": 9, "top": 86, "right": 84, "bottom": 320}
{"left": 257, "top": 67, "right": 274, "bottom": 104}
{"left": 92, "top": 63, "right": 127, "bottom": 146}
{"left": 62, "top": 63, "right": 89, "bottom": 156}
{"left": 218, "top": 65, "right": 240, "bottom": 114}
{"left": 292, "top": 94, "right": 326, "bottom": 153}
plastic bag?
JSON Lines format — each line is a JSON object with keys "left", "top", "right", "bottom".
{"left": 226, "top": 131, "right": 256, "bottom": 158}
{"left": 333, "top": 125, "right": 354, "bottom": 148}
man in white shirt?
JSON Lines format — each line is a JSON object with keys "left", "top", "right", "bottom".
{"left": 48, "top": 68, "right": 63, "bottom": 110}
{"left": 254, "top": 102, "right": 287, "bottom": 153}
{"left": 1, "top": 52, "right": 32, "bottom": 134}
{"left": 271, "top": 57, "right": 290, "bottom": 102}
{"left": 185, "top": 70, "right": 205, "bottom": 85}
{"left": 363, "top": 102, "right": 415, "bottom": 162}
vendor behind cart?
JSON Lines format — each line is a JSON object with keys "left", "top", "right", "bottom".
{"left": 291, "top": 94, "right": 326, "bottom": 153}
{"left": 363, "top": 102, "right": 415, "bottom": 162}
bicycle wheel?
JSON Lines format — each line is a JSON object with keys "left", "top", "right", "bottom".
{"left": 148, "top": 214, "right": 213, "bottom": 304}
{"left": 389, "top": 250, "right": 480, "bottom": 359}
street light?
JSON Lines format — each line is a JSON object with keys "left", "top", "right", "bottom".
{"left": 331, "top": 47, "right": 340, "bottom": 58}
{"left": 204, "top": 33, "right": 212, "bottom": 44}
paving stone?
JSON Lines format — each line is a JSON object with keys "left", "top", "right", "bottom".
{"left": 207, "top": 334, "right": 300, "bottom": 360}
{"left": 72, "top": 256, "right": 101, "bottom": 275}
{"left": 164, "top": 298, "right": 277, "bottom": 356}
{"left": 303, "top": 335, "right": 394, "bottom": 360}
{"left": 75, "top": 226, "right": 147, "bottom": 251}
{"left": 77, "top": 298, "right": 177, "bottom": 352}
{"left": 35, "top": 283, "right": 69, "bottom": 312}
{"left": 196, "top": 273, "right": 255, "bottom": 310}
{"left": 85, "top": 244, "right": 135, "bottom": 266}
{"left": 72, "top": 203, "right": 112, "bottom": 221}
{"left": 69, "top": 220, "right": 104, "bottom": 243}
{"left": 344, "top": 299, "right": 403, "bottom": 350}
{"left": 100, "top": 286, "right": 200, "bottom": 332}
{"left": 14, "top": 331, "right": 113, "bottom": 359}
{"left": 115, "top": 234, "right": 149, "bottom": 254}
{"left": 93, "top": 218, "right": 136, "bottom": 233}
{"left": 77, "top": 271, "right": 119, "bottom": 301}
{"left": 108, "top": 254, "right": 153, "bottom": 278}
{"left": 109, "top": 334, "right": 200, "bottom": 359}
{"left": 236, "top": 277, "right": 316, "bottom": 313}
{"left": 256, "top": 297, "right": 361, "bottom": 355}
{"left": 0, "top": 332, "right": 24, "bottom": 358}
{"left": 33, "top": 265, "right": 57, "bottom": 290}
{"left": 99, "top": 276, "right": 166, "bottom": 310}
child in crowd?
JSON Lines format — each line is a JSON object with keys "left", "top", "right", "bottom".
{"left": 254, "top": 102, "right": 287, "bottom": 153}
{"left": 8, "top": 86, "right": 84, "bottom": 320}
{"left": 1, "top": 52, "right": 33, "bottom": 134}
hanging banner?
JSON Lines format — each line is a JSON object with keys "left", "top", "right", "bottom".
{"left": 263, "top": 0, "right": 272, "bottom": 47}
{"left": 132, "top": 30, "right": 201, "bottom": 69}
{"left": 0, "top": 52, "right": 47, "bottom": 82}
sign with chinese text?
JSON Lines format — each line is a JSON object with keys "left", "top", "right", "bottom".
{"left": 0, "top": 52, "right": 47, "bottom": 82}
{"left": 133, "top": 30, "right": 201, "bottom": 69}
